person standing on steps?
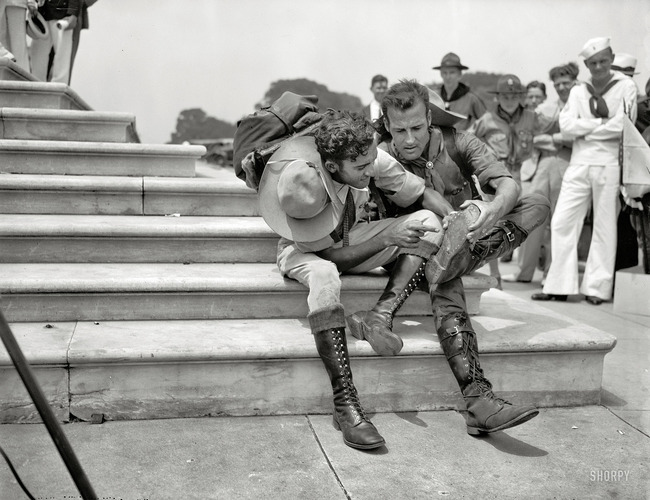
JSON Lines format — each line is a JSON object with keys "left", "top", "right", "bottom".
{"left": 532, "top": 37, "right": 637, "bottom": 306}
{"left": 29, "top": 0, "right": 81, "bottom": 84}
{"left": 348, "top": 80, "right": 549, "bottom": 435}
{"left": 258, "top": 110, "right": 449, "bottom": 450}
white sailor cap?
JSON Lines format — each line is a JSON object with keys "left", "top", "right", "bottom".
{"left": 579, "top": 37, "right": 611, "bottom": 59}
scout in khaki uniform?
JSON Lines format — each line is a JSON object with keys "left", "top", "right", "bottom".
{"left": 259, "top": 110, "right": 449, "bottom": 450}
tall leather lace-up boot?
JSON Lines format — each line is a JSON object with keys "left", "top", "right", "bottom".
{"left": 310, "top": 305, "right": 385, "bottom": 450}
{"left": 347, "top": 254, "right": 427, "bottom": 356}
{"left": 438, "top": 313, "right": 539, "bottom": 435}
{"left": 427, "top": 217, "right": 528, "bottom": 286}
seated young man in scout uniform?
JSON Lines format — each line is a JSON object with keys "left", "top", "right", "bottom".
{"left": 348, "top": 80, "right": 550, "bottom": 435}
{"left": 258, "top": 110, "right": 452, "bottom": 450}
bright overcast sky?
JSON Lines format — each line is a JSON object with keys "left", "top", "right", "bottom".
{"left": 71, "top": 0, "right": 650, "bottom": 144}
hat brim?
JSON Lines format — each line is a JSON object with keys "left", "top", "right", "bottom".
{"left": 258, "top": 136, "right": 343, "bottom": 243}
{"left": 433, "top": 64, "right": 469, "bottom": 70}
{"left": 488, "top": 89, "right": 527, "bottom": 95}
{"left": 26, "top": 12, "right": 49, "bottom": 40}
{"left": 428, "top": 102, "right": 466, "bottom": 127}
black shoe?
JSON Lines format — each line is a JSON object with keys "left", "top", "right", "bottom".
{"left": 531, "top": 293, "right": 567, "bottom": 301}
{"left": 585, "top": 296, "right": 603, "bottom": 305}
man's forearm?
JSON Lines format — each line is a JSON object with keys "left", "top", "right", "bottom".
{"left": 315, "top": 233, "right": 388, "bottom": 273}
{"left": 490, "top": 177, "right": 520, "bottom": 218}
{"left": 420, "top": 188, "right": 453, "bottom": 218}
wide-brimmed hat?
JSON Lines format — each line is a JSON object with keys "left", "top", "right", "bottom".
{"left": 433, "top": 52, "right": 468, "bottom": 71}
{"left": 26, "top": 11, "right": 49, "bottom": 40}
{"left": 612, "top": 53, "right": 639, "bottom": 75}
{"left": 426, "top": 89, "right": 466, "bottom": 126}
{"left": 258, "top": 136, "right": 344, "bottom": 242}
{"left": 489, "top": 74, "right": 527, "bottom": 94}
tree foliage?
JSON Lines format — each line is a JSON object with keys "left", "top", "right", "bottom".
{"left": 256, "top": 78, "right": 363, "bottom": 113}
{"left": 169, "top": 108, "right": 237, "bottom": 144}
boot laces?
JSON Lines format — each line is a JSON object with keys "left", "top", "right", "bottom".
{"left": 388, "top": 263, "right": 426, "bottom": 319}
{"left": 473, "top": 379, "right": 510, "bottom": 405}
{"left": 333, "top": 329, "right": 369, "bottom": 422}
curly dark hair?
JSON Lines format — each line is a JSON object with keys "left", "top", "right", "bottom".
{"left": 313, "top": 110, "right": 375, "bottom": 165}
{"left": 548, "top": 62, "right": 579, "bottom": 82}
{"left": 381, "top": 79, "right": 429, "bottom": 123}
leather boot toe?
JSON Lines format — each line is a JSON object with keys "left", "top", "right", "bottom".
{"left": 462, "top": 381, "right": 539, "bottom": 435}
{"left": 333, "top": 412, "right": 385, "bottom": 450}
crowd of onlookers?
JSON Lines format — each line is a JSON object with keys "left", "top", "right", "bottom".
{"left": 0, "top": 0, "right": 96, "bottom": 85}
{"left": 365, "top": 37, "right": 649, "bottom": 304}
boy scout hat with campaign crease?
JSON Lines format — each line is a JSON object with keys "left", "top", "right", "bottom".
{"left": 433, "top": 52, "right": 469, "bottom": 70}
{"left": 489, "top": 74, "right": 527, "bottom": 94}
{"left": 258, "top": 136, "right": 344, "bottom": 243}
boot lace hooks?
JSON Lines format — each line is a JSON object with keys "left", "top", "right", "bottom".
{"left": 332, "top": 329, "right": 369, "bottom": 421}
{"left": 388, "top": 263, "right": 426, "bottom": 322}
{"left": 473, "top": 379, "right": 510, "bottom": 405}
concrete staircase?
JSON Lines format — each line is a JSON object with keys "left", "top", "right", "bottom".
{"left": 0, "top": 60, "right": 616, "bottom": 423}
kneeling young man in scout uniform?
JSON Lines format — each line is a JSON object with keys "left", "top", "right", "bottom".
{"left": 258, "top": 110, "right": 450, "bottom": 450}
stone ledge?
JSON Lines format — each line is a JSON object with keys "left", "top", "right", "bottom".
{"left": 0, "top": 108, "right": 140, "bottom": 143}
{"left": 0, "top": 140, "right": 204, "bottom": 177}
{"left": 0, "top": 263, "right": 493, "bottom": 321}
{"left": 0, "top": 174, "right": 259, "bottom": 215}
{"left": 0, "top": 322, "right": 74, "bottom": 423}
{"left": 0, "top": 139, "right": 205, "bottom": 157}
{"left": 0, "top": 214, "right": 275, "bottom": 238}
{"left": 0, "top": 290, "right": 615, "bottom": 421}
{"left": 0, "top": 59, "right": 38, "bottom": 81}
{"left": 0, "top": 80, "right": 91, "bottom": 110}
{"left": 0, "top": 215, "right": 279, "bottom": 263}
{"left": 0, "top": 262, "right": 489, "bottom": 294}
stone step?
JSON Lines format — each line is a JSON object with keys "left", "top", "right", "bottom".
{"left": 0, "top": 263, "right": 494, "bottom": 322}
{"left": 0, "top": 80, "right": 91, "bottom": 110}
{"left": 0, "top": 108, "right": 140, "bottom": 143}
{"left": 143, "top": 177, "right": 259, "bottom": 216}
{"left": 0, "top": 59, "right": 38, "bottom": 82}
{"left": 0, "top": 289, "right": 617, "bottom": 422}
{"left": 0, "top": 174, "right": 258, "bottom": 215}
{"left": 0, "top": 140, "right": 204, "bottom": 177}
{"left": 0, "top": 215, "right": 278, "bottom": 263}
{"left": 614, "top": 265, "right": 650, "bottom": 317}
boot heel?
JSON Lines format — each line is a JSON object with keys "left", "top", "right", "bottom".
{"left": 346, "top": 313, "right": 367, "bottom": 340}
{"left": 466, "top": 425, "right": 483, "bottom": 436}
{"left": 332, "top": 414, "right": 341, "bottom": 431}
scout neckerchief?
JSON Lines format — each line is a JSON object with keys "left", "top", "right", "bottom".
{"left": 388, "top": 132, "right": 446, "bottom": 196}
{"left": 440, "top": 82, "right": 471, "bottom": 107}
{"left": 585, "top": 76, "right": 619, "bottom": 118}
{"left": 496, "top": 104, "right": 524, "bottom": 167}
